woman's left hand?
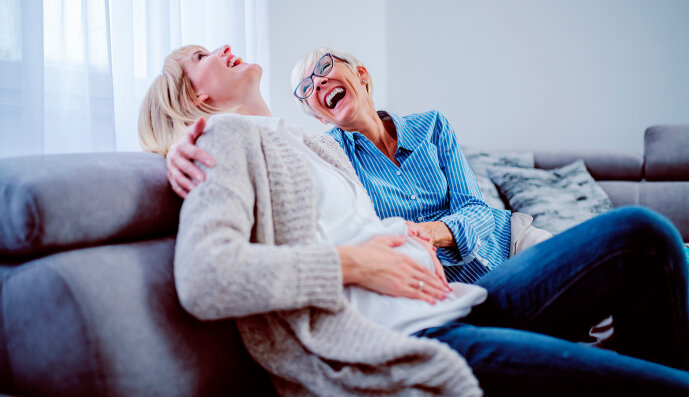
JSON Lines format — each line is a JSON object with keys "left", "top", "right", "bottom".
{"left": 405, "top": 221, "right": 456, "bottom": 248}
{"left": 407, "top": 232, "right": 450, "bottom": 290}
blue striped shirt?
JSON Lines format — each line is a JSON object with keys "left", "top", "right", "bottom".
{"left": 325, "top": 110, "right": 511, "bottom": 283}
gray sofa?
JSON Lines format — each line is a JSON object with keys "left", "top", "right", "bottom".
{"left": 0, "top": 125, "right": 687, "bottom": 396}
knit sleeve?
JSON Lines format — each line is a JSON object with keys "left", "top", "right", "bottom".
{"left": 174, "top": 114, "right": 345, "bottom": 320}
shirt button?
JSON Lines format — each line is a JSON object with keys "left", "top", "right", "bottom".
{"left": 410, "top": 194, "right": 416, "bottom": 200}
{"left": 417, "top": 216, "right": 424, "bottom": 221}
{"left": 396, "top": 170, "right": 402, "bottom": 176}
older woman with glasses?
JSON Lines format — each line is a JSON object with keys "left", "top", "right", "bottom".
{"left": 150, "top": 43, "right": 689, "bottom": 396}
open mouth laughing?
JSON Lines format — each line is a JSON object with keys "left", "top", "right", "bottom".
{"left": 227, "top": 55, "right": 242, "bottom": 68}
{"left": 325, "top": 87, "right": 346, "bottom": 109}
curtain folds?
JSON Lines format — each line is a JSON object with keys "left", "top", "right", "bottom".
{"left": 0, "top": 0, "right": 269, "bottom": 158}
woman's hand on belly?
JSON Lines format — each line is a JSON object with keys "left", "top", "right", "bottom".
{"left": 407, "top": 232, "right": 451, "bottom": 291}
{"left": 337, "top": 236, "right": 451, "bottom": 305}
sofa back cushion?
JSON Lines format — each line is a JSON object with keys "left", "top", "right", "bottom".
{"left": 0, "top": 152, "right": 181, "bottom": 259}
{"left": 597, "top": 180, "right": 689, "bottom": 241}
{"left": 533, "top": 151, "right": 644, "bottom": 181}
{"left": 1, "top": 238, "right": 275, "bottom": 396}
{"left": 644, "top": 125, "right": 689, "bottom": 181}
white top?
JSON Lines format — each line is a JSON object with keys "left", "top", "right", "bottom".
{"left": 254, "top": 116, "right": 487, "bottom": 335}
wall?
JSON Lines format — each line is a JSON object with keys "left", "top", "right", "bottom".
{"left": 267, "top": 0, "right": 388, "bottom": 133}
{"left": 386, "top": 0, "right": 689, "bottom": 153}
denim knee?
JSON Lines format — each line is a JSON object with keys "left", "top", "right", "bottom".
{"left": 607, "top": 206, "right": 686, "bottom": 272}
{"left": 609, "top": 206, "right": 681, "bottom": 242}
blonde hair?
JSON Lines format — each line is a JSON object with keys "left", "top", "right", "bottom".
{"left": 291, "top": 46, "right": 373, "bottom": 118}
{"left": 138, "top": 45, "right": 222, "bottom": 155}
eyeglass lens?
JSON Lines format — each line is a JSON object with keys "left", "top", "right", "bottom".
{"left": 296, "top": 54, "right": 334, "bottom": 99}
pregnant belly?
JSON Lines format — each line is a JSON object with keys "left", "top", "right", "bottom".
{"left": 339, "top": 218, "right": 487, "bottom": 335}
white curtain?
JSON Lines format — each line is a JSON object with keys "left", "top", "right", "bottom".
{"left": 0, "top": 0, "right": 270, "bottom": 158}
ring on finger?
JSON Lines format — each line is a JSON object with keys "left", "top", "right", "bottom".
{"left": 417, "top": 280, "right": 424, "bottom": 291}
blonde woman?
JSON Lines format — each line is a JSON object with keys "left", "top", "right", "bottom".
{"left": 138, "top": 44, "right": 689, "bottom": 396}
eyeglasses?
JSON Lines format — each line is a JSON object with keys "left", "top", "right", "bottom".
{"left": 293, "top": 53, "right": 344, "bottom": 100}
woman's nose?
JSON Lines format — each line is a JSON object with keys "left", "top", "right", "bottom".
{"left": 313, "top": 76, "right": 329, "bottom": 89}
{"left": 218, "top": 45, "right": 231, "bottom": 56}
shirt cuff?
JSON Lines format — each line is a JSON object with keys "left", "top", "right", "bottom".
{"left": 439, "top": 214, "right": 481, "bottom": 261}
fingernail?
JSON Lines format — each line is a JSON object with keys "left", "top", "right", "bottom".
{"left": 206, "top": 160, "right": 215, "bottom": 167}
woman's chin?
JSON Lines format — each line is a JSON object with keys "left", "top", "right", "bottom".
{"left": 248, "top": 63, "right": 263, "bottom": 75}
{"left": 328, "top": 102, "right": 357, "bottom": 125}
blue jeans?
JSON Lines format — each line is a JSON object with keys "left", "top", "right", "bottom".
{"left": 414, "top": 206, "right": 689, "bottom": 395}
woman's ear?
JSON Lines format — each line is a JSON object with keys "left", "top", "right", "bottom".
{"left": 357, "top": 66, "right": 370, "bottom": 87}
{"left": 196, "top": 92, "right": 209, "bottom": 106}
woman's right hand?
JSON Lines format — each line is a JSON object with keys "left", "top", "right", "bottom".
{"left": 338, "top": 236, "right": 450, "bottom": 304}
{"left": 166, "top": 118, "right": 216, "bottom": 198}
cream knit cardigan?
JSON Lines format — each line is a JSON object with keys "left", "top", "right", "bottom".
{"left": 174, "top": 114, "right": 482, "bottom": 396}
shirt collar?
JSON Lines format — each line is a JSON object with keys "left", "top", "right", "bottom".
{"left": 380, "top": 111, "right": 423, "bottom": 151}
{"left": 331, "top": 111, "right": 423, "bottom": 151}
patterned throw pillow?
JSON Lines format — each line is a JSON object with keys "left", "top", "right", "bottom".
{"left": 461, "top": 147, "right": 535, "bottom": 210}
{"left": 473, "top": 175, "right": 506, "bottom": 210}
{"left": 487, "top": 160, "right": 614, "bottom": 234}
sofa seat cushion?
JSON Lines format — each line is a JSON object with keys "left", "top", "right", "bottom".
{"left": 0, "top": 153, "right": 182, "bottom": 259}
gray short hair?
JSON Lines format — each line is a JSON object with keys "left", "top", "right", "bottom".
{"left": 291, "top": 46, "right": 373, "bottom": 118}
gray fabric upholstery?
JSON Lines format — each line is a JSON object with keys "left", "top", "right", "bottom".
{"left": 596, "top": 181, "right": 689, "bottom": 241}
{"left": 596, "top": 181, "right": 640, "bottom": 207}
{"left": 0, "top": 153, "right": 181, "bottom": 258}
{"left": 644, "top": 125, "right": 689, "bottom": 181}
{"left": 0, "top": 238, "right": 273, "bottom": 396}
{"left": 534, "top": 151, "right": 643, "bottom": 181}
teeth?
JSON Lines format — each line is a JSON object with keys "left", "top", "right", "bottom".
{"left": 326, "top": 87, "right": 344, "bottom": 108}
{"left": 228, "top": 56, "right": 240, "bottom": 67}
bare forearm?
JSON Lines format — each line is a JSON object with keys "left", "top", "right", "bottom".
{"left": 429, "top": 221, "right": 455, "bottom": 247}
{"left": 337, "top": 246, "right": 362, "bottom": 285}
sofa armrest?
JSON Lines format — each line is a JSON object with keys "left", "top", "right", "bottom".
{"left": 644, "top": 125, "right": 689, "bottom": 181}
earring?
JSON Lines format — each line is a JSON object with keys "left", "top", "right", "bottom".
{"left": 362, "top": 79, "right": 367, "bottom": 84}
